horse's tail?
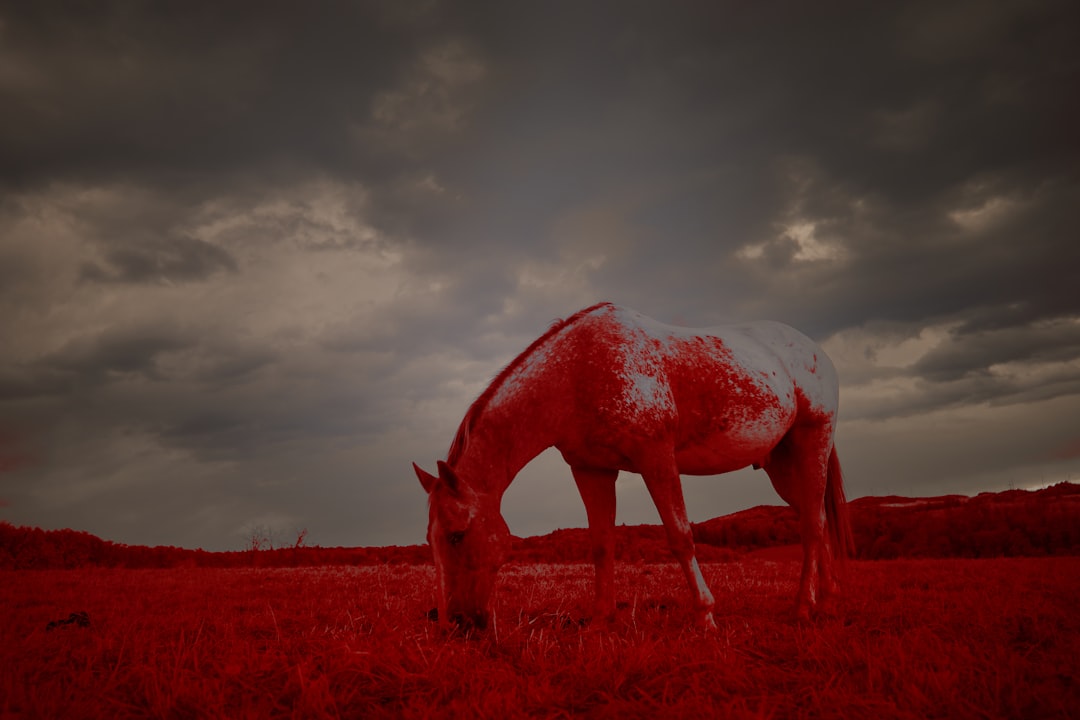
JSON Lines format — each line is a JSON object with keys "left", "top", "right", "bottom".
{"left": 826, "top": 446, "right": 855, "bottom": 562}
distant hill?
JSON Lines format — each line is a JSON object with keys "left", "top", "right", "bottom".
{"left": 692, "top": 482, "right": 1080, "bottom": 560}
{"left": 2, "top": 483, "right": 1078, "bottom": 569}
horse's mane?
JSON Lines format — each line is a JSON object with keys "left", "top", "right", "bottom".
{"left": 446, "top": 302, "right": 612, "bottom": 465}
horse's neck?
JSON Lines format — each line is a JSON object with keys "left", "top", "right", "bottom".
{"left": 457, "top": 389, "right": 562, "bottom": 499}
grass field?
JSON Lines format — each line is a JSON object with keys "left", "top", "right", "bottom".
{"left": 3, "top": 558, "right": 1078, "bottom": 718}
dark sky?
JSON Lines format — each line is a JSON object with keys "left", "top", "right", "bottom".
{"left": 2, "top": 1, "right": 1079, "bottom": 550}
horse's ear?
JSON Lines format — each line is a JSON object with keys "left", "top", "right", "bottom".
{"left": 414, "top": 463, "right": 439, "bottom": 494}
{"left": 436, "top": 460, "right": 462, "bottom": 495}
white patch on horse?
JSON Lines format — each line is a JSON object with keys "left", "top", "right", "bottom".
{"left": 618, "top": 371, "right": 672, "bottom": 422}
{"left": 610, "top": 323, "right": 673, "bottom": 425}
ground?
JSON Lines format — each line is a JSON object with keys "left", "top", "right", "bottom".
{"left": 3, "top": 558, "right": 1078, "bottom": 718}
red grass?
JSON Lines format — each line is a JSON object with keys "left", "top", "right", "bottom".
{"left": 3, "top": 558, "right": 1078, "bottom": 718}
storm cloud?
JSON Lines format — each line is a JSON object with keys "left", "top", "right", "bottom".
{"left": 1, "top": 1, "right": 1078, "bottom": 550}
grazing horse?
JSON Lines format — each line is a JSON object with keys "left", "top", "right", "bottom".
{"left": 414, "top": 302, "right": 852, "bottom": 629}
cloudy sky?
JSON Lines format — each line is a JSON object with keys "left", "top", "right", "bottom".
{"left": 2, "top": 1, "right": 1079, "bottom": 551}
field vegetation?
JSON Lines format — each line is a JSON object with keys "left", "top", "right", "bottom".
{"left": 3, "top": 558, "right": 1078, "bottom": 718}
{"left": 3, "top": 484, "right": 1078, "bottom": 717}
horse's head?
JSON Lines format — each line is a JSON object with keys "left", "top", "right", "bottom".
{"left": 414, "top": 460, "right": 511, "bottom": 630}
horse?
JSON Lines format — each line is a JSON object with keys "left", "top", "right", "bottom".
{"left": 414, "top": 302, "right": 852, "bottom": 630}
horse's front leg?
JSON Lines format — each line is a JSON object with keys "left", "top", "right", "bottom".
{"left": 638, "top": 454, "right": 717, "bottom": 630}
{"left": 571, "top": 466, "right": 618, "bottom": 622}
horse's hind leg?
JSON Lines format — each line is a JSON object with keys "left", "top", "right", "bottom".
{"left": 762, "top": 429, "right": 832, "bottom": 621}
{"left": 571, "top": 466, "right": 618, "bottom": 622}
{"left": 637, "top": 450, "right": 717, "bottom": 629}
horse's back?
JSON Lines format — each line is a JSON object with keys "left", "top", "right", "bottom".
{"left": 600, "top": 306, "right": 837, "bottom": 413}
{"left": 557, "top": 305, "right": 838, "bottom": 474}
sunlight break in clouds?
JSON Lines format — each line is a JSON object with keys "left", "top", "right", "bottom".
{"left": 949, "top": 194, "right": 1025, "bottom": 233}
{"left": 735, "top": 220, "right": 845, "bottom": 264}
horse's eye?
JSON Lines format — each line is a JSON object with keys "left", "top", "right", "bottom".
{"left": 447, "top": 530, "right": 465, "bottom": 546}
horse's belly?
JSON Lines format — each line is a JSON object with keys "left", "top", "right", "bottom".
{"left": 672, "top": 391, "right": 795, "bottom": 475}
{"left": 558, "top": 408, "right": 791, "bottom": 475}
{"left": 675, "top": 425, "right": 787, "bottom": 475}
